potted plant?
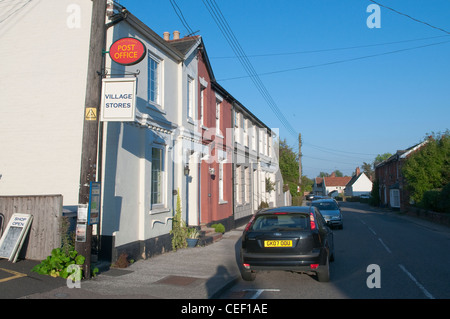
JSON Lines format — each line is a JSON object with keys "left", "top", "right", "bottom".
{"left": 186, "top": 227, "right": 200, "bottom": 247}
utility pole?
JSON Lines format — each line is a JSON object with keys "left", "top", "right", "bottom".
{"left": 76, "top": 0, "right": 107, "bottom": 278}
{"left": 298, "top": 133, "right": 302, "bottom": 186}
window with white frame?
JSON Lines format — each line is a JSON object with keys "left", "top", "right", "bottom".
{"left": 219, "top": 162, "right": 224, "bottom": 202}
{"left": 244, "top": 118, "right": 248, "bottom": 147}
{"left": 268, "top": 134, "right": 272, "bottom": 157}
{"left": 251, "top": 124, "right": 256, "bottom": 151}
{"left": 259, "top": 129, "right": 263, "bottom": 154}
{"left": 236, "top": 165, "right": 242, "bottom": 204}
{"left": 390, "top": 189, "right": 400, "bottom": 208}
{"left": 187, "top": 76, "right": 194, "bottom": 120}
{"left": 200, "top": 86, "right": 205, "bottom": 126}
{"left": 235, "top": 112, "right": 240, "bottom": 144}
{"left": 216, "top": 98, "right": 221, "bottom": 135}
{"left": 245, "top": 166, "right": 250, "bottom": 203}
{"left": 148, "top": 53, "right": 161, "bottom": 106}
{"left": 151, "top": 148, "right": 164, "bottom": 205}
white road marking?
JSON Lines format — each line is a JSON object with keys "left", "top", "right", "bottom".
{"left": 244, "top": 289, "right": 280, "bottom": 299}
{"left": 368, "top": 226, "right": 377, "bottom": 235}
{"left": 378, "top": 238, "right": 392, "bottom": 254}
{"left": 398, "top": 264, "right": 435, "bottom": 299}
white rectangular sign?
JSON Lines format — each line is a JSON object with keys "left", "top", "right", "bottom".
{"left": 100, "top": 77, "right": 136, "bottom": 122}
{"left": 0, "top": 213, "right": 33, "bottom": 262}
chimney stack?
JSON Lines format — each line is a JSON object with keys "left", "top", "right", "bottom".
{"left": 163, "top": 32, "right": 170, "bottom": 41}
{"left": 173, "top": 30, "right": 180, "bottom": 40}
{"left": 355, "top": 167, "right": 360, "bottom": 176}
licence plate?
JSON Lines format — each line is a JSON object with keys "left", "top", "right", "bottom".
{"left": 264, "top": 240, "right": 293, "bottom": 247}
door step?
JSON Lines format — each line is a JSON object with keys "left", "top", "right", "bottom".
{"left": 198, "top": 225, "right": 223, "bottom": 246}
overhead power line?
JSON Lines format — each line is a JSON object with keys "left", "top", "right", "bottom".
{"left": 219, "top": 39, "right": 450, "bottom": 81}
{"left": 201, "top": 0, "right": 298, "bottom": 139}
{"left": 211, "top": 34, "right": 450, "bottom": 59}
{"left": 368, "top": 0, "right": 450, "bottom": 35}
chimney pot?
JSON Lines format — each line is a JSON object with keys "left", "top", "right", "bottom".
{"left": 163, "top": 32, "right": 170, "bottom": 41}
{"left": 173, "top": 30, "right": 180, "bottom": 40}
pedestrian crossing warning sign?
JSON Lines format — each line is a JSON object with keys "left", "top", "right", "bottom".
{"left": 85, "top": 108, "right": 97, "bottom": 121}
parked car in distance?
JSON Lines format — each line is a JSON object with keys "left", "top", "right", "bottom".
{"left": 305, "top": 193, "right": 315, "bottom": 200}
{"left": 240, "top": 206, "right": 334, "bottom": 282}
{"left": 310, "top": 199, "right": 343, "bottom": 229}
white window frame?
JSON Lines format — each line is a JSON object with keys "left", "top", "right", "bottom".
{"left": 187, "top": 75, "right": 194, "bottom": 120}
{"left": 251, "top": 125, "right": 256, "bottom": 151}
{"left": 219, "top": 162, "right": 224, "bottom": 202}
{"left": 244, "top": 118, "right": 249, "bottom": 148}
{"left": 245, "top": 166, "right": 250, "bottom": 203}
{"left": 151, "top": 147, "right": 165, "bottom": 207}
{"left": 148, "top": 52, "right": 162, "bottom": 107}
{"left": 390, "top": 189, "right": 400, "bottom": 208}
{"left": 235, "top": 112, "right": 241, "bottom": 144}
{"left": 236, "top": 165, "right": 242, "bottom": 205}
{"left": 200, "top": 86, "right": 205, "bottom": 126}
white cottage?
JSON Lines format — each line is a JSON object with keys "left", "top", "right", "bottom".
{"left": 344, "top": 167, "right": 373, "bottom": 197}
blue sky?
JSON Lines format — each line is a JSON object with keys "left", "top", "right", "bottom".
{"left": 120, "top": 0, "right": 450, "bottom": 178}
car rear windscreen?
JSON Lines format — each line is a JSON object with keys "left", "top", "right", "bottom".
{"left": 251, "top": 214, "right": 309, "bottom": 231}
{"left": 311, "top": 202, "right": 339, "bottom": 210}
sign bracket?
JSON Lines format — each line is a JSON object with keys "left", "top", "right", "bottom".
{"left": 97, "top": 69, "right": 140, "bottom": 78}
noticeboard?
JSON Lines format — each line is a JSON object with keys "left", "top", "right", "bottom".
{"left": 88, "top": 182, "right": 101, "bottom": 225}
{"left": 0, "top": 214, "right": 33, "bottom": 262}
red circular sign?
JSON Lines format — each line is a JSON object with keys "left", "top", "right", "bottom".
{"left": 109, "top": 37, "right": 146, "bottom": 66}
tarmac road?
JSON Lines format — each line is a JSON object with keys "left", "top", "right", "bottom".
{"left": 219, "top": 202, "right": 450, "bottom": 299}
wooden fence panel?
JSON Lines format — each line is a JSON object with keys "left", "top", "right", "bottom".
{"left": 0, "top": 195, "right": 63, "bottom": 261}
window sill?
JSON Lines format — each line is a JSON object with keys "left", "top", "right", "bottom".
{"left": 149, "top": 207, "right": 171, "bottom": 215}
{"left": 146, "top": 102, "right": 166, "bottom": 115}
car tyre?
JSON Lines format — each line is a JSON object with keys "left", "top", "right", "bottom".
{"left": 241, "top": 270, "right": 256, "bottom": 281}
{"left": 316, "top": 254, "right": 330, "bottom": 282}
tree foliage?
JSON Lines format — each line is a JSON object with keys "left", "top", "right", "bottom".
{"left": 402, "top": 131, "right": 450, "bottom": 206}
{"left": 278, "top": 139, "right": 313, "bottom": 196}
{"left": 279, "top": 139, "right": 299, "bottom": 196}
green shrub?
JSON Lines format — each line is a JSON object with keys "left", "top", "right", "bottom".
{"left": 369, "top": 179, "right": 380, "bottom": 206}
{"left": 211, "top": 223, "right": 225, "bottom": 233}
{"left": 417, "top": 183, "right": 450, "bottom": 213}
{"left": 438, "top": 183, "right": 450, "bottom": 213}
{"left": 421, "top": 189, "right": 441, "bottom": 211}
{"left": 170, "top": 190, "right": 187, "bottom": 251}
{"left": 31, "top": 247, "right": 85, "bottom": 279}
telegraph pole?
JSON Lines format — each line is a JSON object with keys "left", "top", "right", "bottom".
{"left": 298, "top": 133, "right": 302, "bottom": 186}
{"left": 76, "top": 0, "right": 107, "bottom": 278}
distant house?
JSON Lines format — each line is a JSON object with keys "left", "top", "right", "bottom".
{"left": 313, "top": 178, "right": 323, "bottom": 195}
{"left": 313, "top": 173, "right": 351, "bottom": 196}
{"left": 374, "top": 140, "right": 428, "bottom": 210}
{"left": 345, "top": 167, "right": 373, "bottom": 197}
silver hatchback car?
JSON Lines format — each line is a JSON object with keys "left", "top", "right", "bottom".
{"left": 311, "top": 199, "right": 343, "bottom": 229}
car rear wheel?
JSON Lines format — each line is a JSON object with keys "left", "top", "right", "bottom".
{"left": 241, "top": 270, "right": 256, "bottom": 281}
{"left": 316, "top": 254, "right": 330, "bottom": 282}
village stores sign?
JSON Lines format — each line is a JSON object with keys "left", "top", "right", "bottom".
{"left": 100, "top": 38, "right": 145, "bottom": 122}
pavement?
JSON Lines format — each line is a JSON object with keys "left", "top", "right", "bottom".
{"left": 16, "top": 226, "right": 245, "bottom": 299}
{"left": 3, "top": 203, "right": 449, "bottom": 300}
